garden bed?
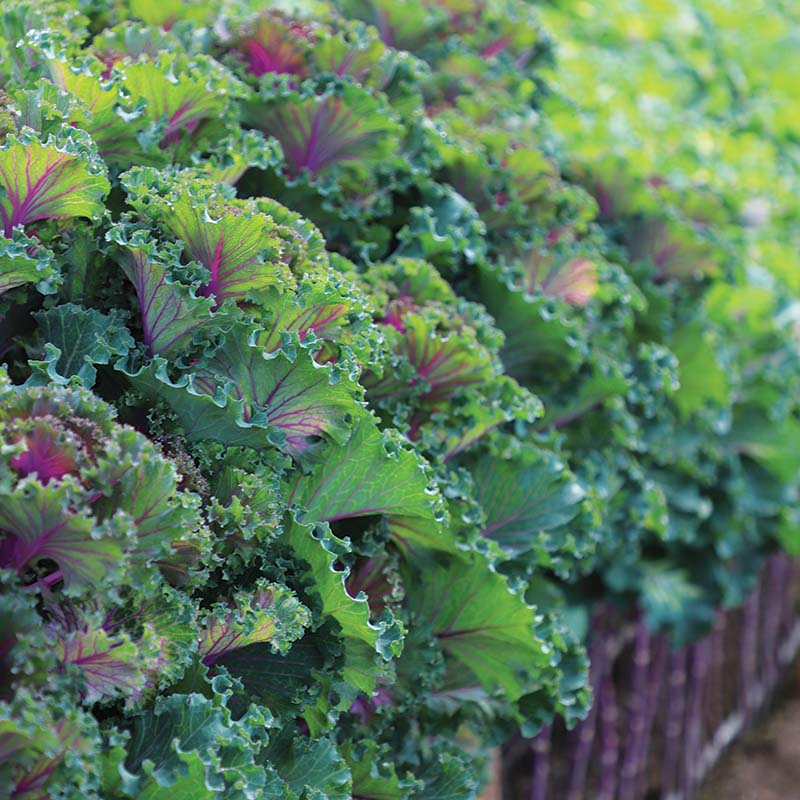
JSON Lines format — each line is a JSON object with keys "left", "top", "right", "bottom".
{"left": 2, "top": 2, "right": 799, "bottom": 798}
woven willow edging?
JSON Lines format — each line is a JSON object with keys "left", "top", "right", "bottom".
{"left": 501, "top": 552, "right": 799, "bottom": 800}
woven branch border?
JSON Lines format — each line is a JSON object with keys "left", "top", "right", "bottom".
{"left": 501, "top": 552, "right": 799, "bottom": 800}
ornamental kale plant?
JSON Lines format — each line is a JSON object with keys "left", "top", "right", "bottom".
{"left": 1, "top": 1, "right": 799, "bottom": 798}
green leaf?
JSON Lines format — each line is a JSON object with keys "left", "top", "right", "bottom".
{"left": 671, "top": 320, "right": 730, "bottom": 418}
{"left": 127, "top": 0, "right": 212, "bottom": 26}
{"left": 0, "top": 229, "right": 57, "bottom": 296}
{"left": 472, "top": 444, "right": 585, "bottom": 559}
{"left": 637, "top": 560, "right": 716, "bottom": 644}
{"left": 394, "top": 183, "right": 486, "bottom": 271}
{"left": 216, "top": 632, "right": 336, "bottom": 718}
{"left": 414, "top": 750, "right": 478, "bottom": 800}
{"left": 104, "top": 742, "right": 215, "bottom": 800}
{"left": 289, "top": 413, "right": 441, "bottom": 525}
{"left": 116, "top": 693, "right": 269, "bottom": 798}
{"left": 262, "top": 728, "right": 351, "bottom": 800}
{"left": 777, "top": 508, "right": 800, "bottom": 556}
{"left": 536, "top": 368, "right": 628, "bottom": 429}
{"left": 29, "top": 304, "right": 134, "bottom": 388}
{"left": 281, "top": 520, "right": 398, "bottom": 698}
{"left": 477, "top": 264, "right": 583, "bottom": 381}
{"left": 341, "top": 740, "right": 413, "bottom": 800}
{"left": 115, "top": 444, "right": 205, "bottom": 565}
{"left": 729, "top": 408, "right": 800, "bottom": 483}
{"left": 407, "top": 552, "right": 549, "bottom": 700}
{"left": 121, "top": 695, "right": 232, "bottom": 777}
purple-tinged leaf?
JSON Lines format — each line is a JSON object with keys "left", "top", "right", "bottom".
{"left": 122, "top": 54, "right": 245, "bottom": 152}
{"left": 0, "top": 698, "right": 60, "bottom": 771}
{"left": 4, "top": 712, "right": 93, "bottom": 800}
{"left": 0, "top": 131, "right": 109, "bottom": 237}
{"left": 1, "top": 374, "right": 208, "bottom": 592}
{"left": 260, "top": 292, "right": 350, "bottom": 353}
{"left": 9, "top": 423, "right": 79, "bottom": 484}
{"left": 386, "top": 515, "right": 457, "bottom": 557}
{"left": 117, "top": 175, "right": 300, "bottom": 305}
{"left": 114, "top": 243, "right": 217, "bottom": 357}
{"left": 1, "top": 373, "right": 120, "bottom": 487}
{"left": 439, "top": 143, "right": 558, "bottom": 234}
{"left": 229, "top": 12, "right": 316, "bottom": 78}
{"left": 500, "top": 147, "right": 558, "bottom": 209}
{"left": 46, "top": 59, "right": 148, "bottom": 169}
{"left": 199, "top": 589, "right": 278, "bottom": 666}
{"left": 402, "top": 318, "right": 493, "bottom": 402}
{"left": 245, "top": 84, "right": 401, "bottom": 183}
{"left": 311, "top": 25, "right": 394, "bottom": 88}
{"left": 198, "top": 581, "right": 309, "bottom": 666}
{"left": 462, "top": 5, "right": 549, "bottom": 71}
{"left": 624, "top": 216, "right": 717, "bottom": 282}
{"left": 569, "top": 159, "right": 642, "bottom": 224}
{"left": 477, "top": 260, "right": 584, "bottom": 381}
{"left": 57, "top": 626, "right": 144, "bottom": 703}
{"left": 121, "top": 327, "right": 360, "bottom": 457}
{"left": 335, "top": 0, "right": 448, "bottom": 51}
{"left": 499, "top": 229, "right": 600, "bottom": 306}
{"left": 534, "top": 256, "right": 597, "bottom": 305}
{"left": 366, "top": 314, "right": 493, "bottom": 404}
{"left": 164, "top": 196, "right": 286, "bottom": 305}
{"left": 345, "top": 556, "right": 402, "bottom": 615}
{"left": 192, "top": 328, "right": 360, "bottom": 455}
{"left": 0, "top": 479, "right": 123, "bottom": 593}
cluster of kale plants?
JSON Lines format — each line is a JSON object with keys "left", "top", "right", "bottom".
{"left": 1, "top": 0, "right": 798, "bottom": 797}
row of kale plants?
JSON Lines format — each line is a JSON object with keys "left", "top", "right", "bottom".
{"left": 1, "top": 0, "right": 799, "bottom": 797}
{"left": 506, "top": 3, "right": 800, "bottom": 796}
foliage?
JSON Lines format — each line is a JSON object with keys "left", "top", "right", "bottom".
{"left": 0, "top": 0, "right": 798, "bottom": 797}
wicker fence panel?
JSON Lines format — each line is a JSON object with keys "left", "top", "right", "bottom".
{"left": 501, "top": 552, "right": 800, "bottom": 800}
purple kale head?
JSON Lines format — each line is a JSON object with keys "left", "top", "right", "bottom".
{"left": 0, "top": 368, "right": 208, "bottom": 597}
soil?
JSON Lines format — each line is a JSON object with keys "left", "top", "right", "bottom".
{"left": 698, "top": 692, "right": 800, "bottom": 800}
